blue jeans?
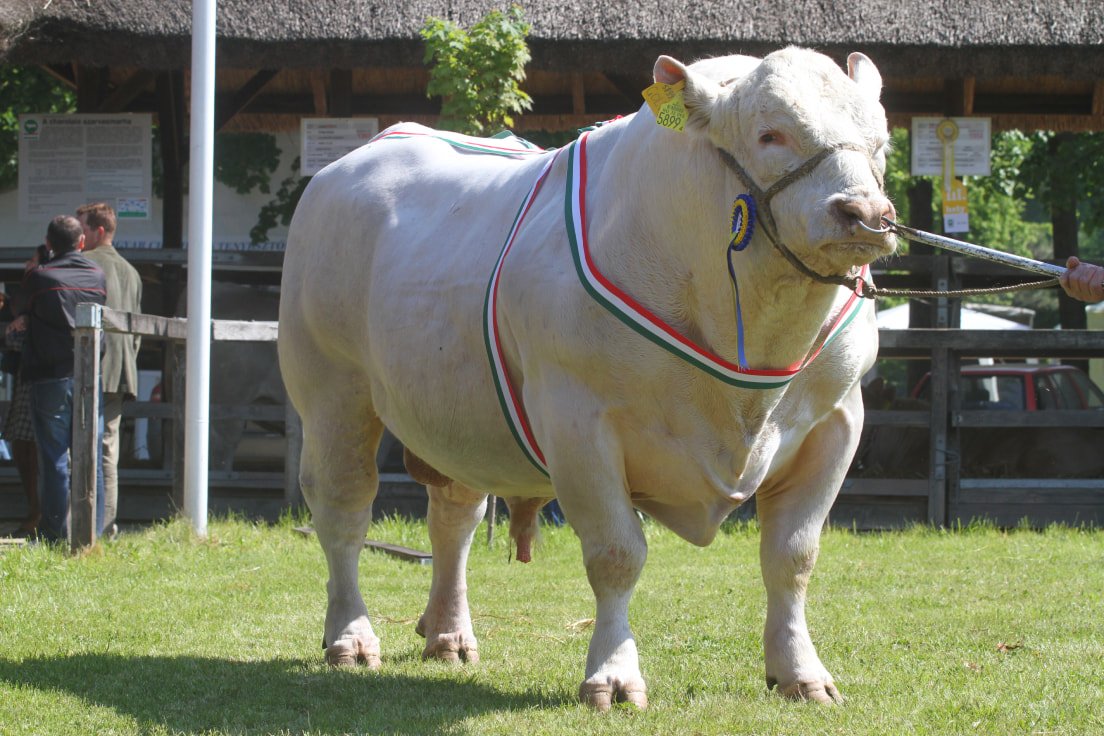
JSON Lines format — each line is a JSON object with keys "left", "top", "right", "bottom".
{"left": 30, "top": 377, "right": 105, "bottom": 543}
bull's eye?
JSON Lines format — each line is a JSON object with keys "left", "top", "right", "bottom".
{"left": 759, "top": 131, "right": 784, "bottom": 145}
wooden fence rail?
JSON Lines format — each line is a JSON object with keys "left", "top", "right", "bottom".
{"left": 70, "top": 303, "right": 285, "bottom": 551}
{"left": 852, "top": 327, "right": 1104, "bottom": 528}
{"left": 64, "top": 306, "right": 1104, "bottom": 550}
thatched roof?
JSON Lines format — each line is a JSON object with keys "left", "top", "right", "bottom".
{"left": 4, "top": 0, "right": 1104, "bottom": 78}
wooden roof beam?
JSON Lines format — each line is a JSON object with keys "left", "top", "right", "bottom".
{"left": 75, "top": 65, "right": 106, "bottom": 112}
{"left": 311, "top": 70, "right": 327, "bottom": 115}
{"left": 214, "top": 68, "right": 280, "bottom": 132}
{"left": 944, "top": 77, "right": 975, "bottom": 116}
{"left": 602, "top": 72, "right": 651, "bottom": 105}
{"left": 328, "top": 69, "right": 352, "bottom": 117}
{"left": 571, "top": 73, "right": 585, "bottom": 115}
{"left": 98, "top": 69, "right": 156, "bottom": 113}
{"left": 40, "top": 63, "right": 77, "bottom": 89}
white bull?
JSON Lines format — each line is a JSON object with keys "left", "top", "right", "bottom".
{"left": 279, "top": 47, "right": 896, "bottom": 709}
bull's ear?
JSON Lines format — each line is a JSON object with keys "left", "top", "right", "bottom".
{"left": 847, "top": 52, "right": 882, "bottom": 100}
{"left": 653, "top": 55, "right": 720, "bottom": 129}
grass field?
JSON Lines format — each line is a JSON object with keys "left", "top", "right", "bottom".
{"left": 1, "top": 514, "right": 1102, "bottom": 736}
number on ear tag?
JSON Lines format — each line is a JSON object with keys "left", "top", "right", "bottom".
{"left": 642, "top": 81, "right": 688, "bottom": 132}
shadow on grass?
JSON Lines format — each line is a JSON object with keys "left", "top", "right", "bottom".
{"left": 1, "top": 653, "right": 563, "bottom": 734}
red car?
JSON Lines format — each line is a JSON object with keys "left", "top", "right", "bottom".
{"left": 912, "top": 363, "right": 1104, "bottom": 411}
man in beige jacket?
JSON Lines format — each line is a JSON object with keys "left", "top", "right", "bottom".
{"left": 77, "top": 202, "right": 142, "bottom": 537}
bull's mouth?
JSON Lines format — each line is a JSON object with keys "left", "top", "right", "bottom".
{"left": 822, "top": 236, "right": 897, "bottom": 266}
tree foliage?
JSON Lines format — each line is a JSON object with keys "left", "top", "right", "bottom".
{"left": 0, "top": 65, "right": 76, "bottom": 191}
{"left": 250, "top": 7, "right": 536, "bottom": 242}
{"left": 1019, "top": 132, "right": 1104, "bottom": 241}
{"left": 420, "top": 5, "right": 533, "bottom": 135}
{"left": 250, "top": 157, "right": 310, "bottom": 244}
{"left": 884, "top": 127, "right": 1052, "bottom": 260}
{"left": 216, "top": 132, "right": 282, "bottom": 195}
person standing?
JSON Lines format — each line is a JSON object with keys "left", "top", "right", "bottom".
{"left": 77, "top": 202, "right": 142, "bottom": 538}
{"left": 13, "top": 215, "right": 108, "bottom": 543}
{"left": 0, "top": 283, "right": 39, "bottom": 536}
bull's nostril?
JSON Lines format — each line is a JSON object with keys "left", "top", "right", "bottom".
{"left": 831, "top": 195, "right": 895, "bottom": 232}
{"left": 832, "top": 197, "right": 868, "bottom": 227}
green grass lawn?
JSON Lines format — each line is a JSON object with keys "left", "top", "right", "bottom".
{"left": 1, "top": 514, "right": 1102, "bottom": 736}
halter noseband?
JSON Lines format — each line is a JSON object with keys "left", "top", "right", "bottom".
{"left": 716, "top": 143, "right": 883, "bottom": 296}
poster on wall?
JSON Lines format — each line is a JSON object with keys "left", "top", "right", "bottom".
{"left": 17, "top": 113, "right": 153, "bottom": 223}
{"left": 300, "top": 118, "right": 380, "bottom": 176}
{"left": 910, "top": 117, "right": 991, "bottom": 176}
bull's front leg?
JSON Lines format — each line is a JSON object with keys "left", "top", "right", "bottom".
{"left": 548, "top": 420, "right": 648, "bottom": 711}
{"left": 756, "top": 397, "right": 863, "bottom": 704}
{"left": 417, "top": 480, "right": 487, "bottom": 663}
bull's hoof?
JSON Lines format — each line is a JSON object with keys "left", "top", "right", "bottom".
{"left": 578, "top": 677, "right": 648, "bottom": 712}
{"left": 768, "top": 676, "right": 842, "bottom": 704}
{"left": 421, "top": 631, "right": 479, "bottom": 664}
{"left": 325, "top": 635, "right": 381, "bottom": 669}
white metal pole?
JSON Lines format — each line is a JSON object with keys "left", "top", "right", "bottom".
{"left": 184, "top": 0, "right": 216, "bottom": 537}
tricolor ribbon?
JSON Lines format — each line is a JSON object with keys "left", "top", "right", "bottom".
{"left": 564, "top": 132, "right": 869, "bottom": 389}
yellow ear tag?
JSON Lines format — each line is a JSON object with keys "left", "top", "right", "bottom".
{"left": 642, "top": 80, "right": 688, "bottom": 132}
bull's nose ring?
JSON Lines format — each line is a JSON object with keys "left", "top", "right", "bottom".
{"left": 857, "top": 220, "right": 893, "bottom": 234}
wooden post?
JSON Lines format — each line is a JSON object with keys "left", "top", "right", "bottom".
{"left": 945, "top": 352, "right": 963, "bottom": 526}
{"left": 1050, "top": 133, "right": 1088, "bottom": 372}
{"left": 927, "top": 346, "right": 950, "bottom": 528}
{"left": 71, "top": 303, "right": 103, "bottom": 551}
{"left": 926, "top": 254, "right": 958, "bottom": 528}
{"left": 171, "top": 342, "right": 186, "bottom": 511}
{"left": 157, "top": 70, "right": 186, "bottom": 483}
{"left": 906, "top": 178, "right": 935, "bottom": 392}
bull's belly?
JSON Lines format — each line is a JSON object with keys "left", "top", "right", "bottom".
{"left": 380, "top": 403, "right": 553, "bottom": 496}
{"left": 365, "top": 336, "right": 553, "bottom": 496}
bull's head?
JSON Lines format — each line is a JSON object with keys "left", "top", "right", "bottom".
{"left": 654, "top": 47, "right": 897, "bottom": 281}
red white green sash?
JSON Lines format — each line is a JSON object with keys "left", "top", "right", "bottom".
{"left": 482, "top": 154, "right": 561, "bottom": 475}
{"left": 371, "top": 125, "right": 554, "bottom": 474}
{"left": 564, "top": 131, "right": 869, "bottom": 390}
{"left": 370, "top": 126, "right": 547, "bottom": 157}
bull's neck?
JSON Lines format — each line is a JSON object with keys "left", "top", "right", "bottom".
{"left": 581, "top": 118, "right": 848, "bottom": 373}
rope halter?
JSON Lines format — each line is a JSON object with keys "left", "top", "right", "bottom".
{"left": 716, "top": 143, "right": 886, "bottom": 297}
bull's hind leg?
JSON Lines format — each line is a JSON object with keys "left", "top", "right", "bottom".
{"left": 298, "top": 392, "right": 385, "bottom": 668}
{"left": 756, "top": 395, "right": 863, "bottom": 704}
{"left": 416, "top": 478, "right": 487, "bottom": 663}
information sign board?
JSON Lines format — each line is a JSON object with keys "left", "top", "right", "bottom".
{"left": 18, "top": 113, "right": 153, "bottom": 222}
{"left": 911, "top": 117, "right": 991, "bottom": 176}
{"left": 301, "top": 118, "right": 380, "bottom": 176}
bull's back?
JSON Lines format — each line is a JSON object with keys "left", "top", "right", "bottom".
{"left": 283, "top": 135, "right": 543, "bottom": 343}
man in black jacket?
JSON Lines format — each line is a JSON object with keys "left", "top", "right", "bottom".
{"left": 12, "top": 215, "right": 108, "bottom": 542}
